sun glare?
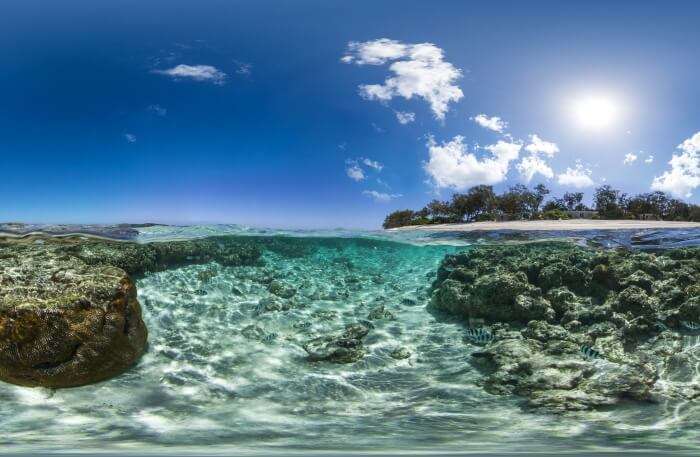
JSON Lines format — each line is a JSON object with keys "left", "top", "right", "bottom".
{"left": 572, "top": 95, "right": 619, "bottom": 130}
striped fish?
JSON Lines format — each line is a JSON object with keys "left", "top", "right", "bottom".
{"left": 465, "top": 327, "right": 494, "bottom": 345}
{"left": 580, "top": 345, "right": 602, "bottom": 360}
{"left": 262, "top": 332, "right": 278, "bottom": 344}
{"left": 681, "top": 321, "right": 700, "bottom": 331}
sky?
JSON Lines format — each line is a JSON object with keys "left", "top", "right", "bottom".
{"left": 1, "top": 0, "right": 699, "bottom": 229}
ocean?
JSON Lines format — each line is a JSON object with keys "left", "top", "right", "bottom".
{"left": 1, "top": 225, "right": 699, "bottom": 454}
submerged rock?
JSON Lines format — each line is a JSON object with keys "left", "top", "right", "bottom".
{"left": 0, "top": 235, "right": 264, "bottom": 388}
{"left": 268, "top": 279, "right": 297, "bottom": 298}
{"left": 390, "top": 347, "right": 411, "bottom": 359}
{"left": 431, "top": 242, "right": 700, "bottom": 412}
{"left": 367, "top": 304, "right": 395, "bottom": 320}
{"left": 0, "top": 245, "right": 147, "bottom": 388}
{"left": 302, "top": 323, "right": 370, "bottom": 363}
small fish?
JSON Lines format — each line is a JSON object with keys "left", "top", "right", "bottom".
{"left": 681, "top": 321, "right": 700, "bottom": 331}
{"left": 580, "top": 345, "right": 602, "bottom": 360}
{"left": 465, "top": 327, "right": 494, "bottom": 345}
{"left": 262, "top": 332, "right": 278, "bottom": 343}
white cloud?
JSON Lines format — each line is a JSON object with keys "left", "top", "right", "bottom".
{"left": 362, "top": 158, "right": 383, "bottom": 171}
{"left": 525, "top": 134, "right": 559, "bottom": 157}
{"left": 362, "top": 190, "right": 402, "bottom": 203}
{"left": 341, "top": 39, "right": 408, "bottom": 65}
{"left": 513, "top": 134, "right": 558, "bottom": 182}
{"left": 371, "top": 122, "right": 385, "bottom": 133}
{"left": 346, "top": 157, "right": 382, "bottom": 181}
{"left": 234, "top": 60, "right": 252, "bottom": 75}
{"left": 154, "top": 64, "right": 227, "bottom": 84}
{"left": 651, "top": 132, "right": 700, "bottom": 197}
{"left": 124, "top": 133, "right": 137, "bottom": 143}
{"left": 623, "top": 152, "right": 638, "bottom": 164}
{"left": 644, "top": 155, "right": 654, "bottom": 164}
{"left": 395, "top": 111, "right": 416, "bottom": 124}
{"left": 343, "top": 38, "right": 463, "bottom": 120}
{"left": 557, "top": 162, "right": 594, "bottom": 188}
{"left": 147, "top": 104, "right": 167, "bottom": 116}
{"left": 516, "top": 155, "right": 554, "bottom": 182}
{"left": 376, "top": 177, "right": 390, "bottom": 188}
{"left": 472, "top": 114, "right": 507, "bottom": 133}
{"left": 346, "top": 164, "right": 365, "bottom": 181}
{"left": 424, "top": 136, "right": 520, "bottom": 190}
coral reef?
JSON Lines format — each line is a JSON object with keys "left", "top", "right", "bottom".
{"left": 0, "top": 235, "right": 262, "bottom": 387}
{"left": 431, "top": 242, "right": 700, "bottom": 411}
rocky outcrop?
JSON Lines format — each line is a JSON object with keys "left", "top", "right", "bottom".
{"left": 430, "top": 242, "right": 700, "bottom": 412}
{"left": 0, "top": 235, "right": 262, "bottom": 388}
{"left": 302, "top": 323, "right": 370, "bottom": 363}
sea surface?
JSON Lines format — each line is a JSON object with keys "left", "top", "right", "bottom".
{"left": 1, "top": 225, "right": 700, "bottom": 455}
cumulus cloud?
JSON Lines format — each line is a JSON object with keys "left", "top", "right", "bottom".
{"left": 343, "top": 38, "right": 463, "bottom": 120}
{"left": 346, "top": 157, "right": 383, "bottom": 181}
{"left": 472, "top": 114, "right": 507, "bottom": 133}
{"left": 623, "top": 152, "right": 638, "bottom": 164}
{"left": 557, "top": 162, "right": 594, "bottom": 188}
{"left": 362, "top": 190, "right": 402, "bottom": 203}
{"left": 514, "top": 134, "right": 558, "bottom": 182}
{"left": 516, "top": 155, "right": 554, "bottom": 182}
{"left": 346, "top": 164, "right": 365, "bottom": 181}
{"left": 124, "top": 133, "right": 137, "bottom": 143}
{"left": 395, "top": 111, "right": 416, "bottom": 124}
{"left": 362, "top": 158, "right": 383, "bottom": 171}
{"left": 147, "top": 104, "right": 167, "bottom": 116}
{"left": 651, "top": 132, "right": 700, "bottom": 197}
{"left": 525, "top": 134, "right": 559, "bottom": 157}
{"left": 645, "top": 155, "right": 654, "bottom": 164}
{"left": 154, "top": 64, "right": 227, "bottom": 84}
{"left": 424, "top": 136, "right": 520, "bottom": 190}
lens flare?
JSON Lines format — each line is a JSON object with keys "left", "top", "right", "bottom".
{"left": 572, "top": 95, "right": 619, "bottom": 130}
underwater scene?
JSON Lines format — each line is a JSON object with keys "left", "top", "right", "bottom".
{"left": 1, "top": 225, "right": 699, "bottom": 454}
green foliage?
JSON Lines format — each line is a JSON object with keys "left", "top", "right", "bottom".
{"left": 594, "top": 185, "right": 626, "bottom": 219}
{"left": 382, "top": 210, "right": 418, "bottom": 229}
{"left": 541, "top": 209, "right": 571, "bottom": 220}
{"left": 450, "top": 185, "right": 496, "bottom": 222}
{"left": 382, "top": 183, "right": 700, "bottom": 228}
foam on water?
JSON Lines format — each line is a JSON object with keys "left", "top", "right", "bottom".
{"left": 1, "top": 228, "right": 700, "bottom": 453}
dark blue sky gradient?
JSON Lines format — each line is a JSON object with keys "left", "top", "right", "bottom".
{"left": 1, "top": 1, "right": 699, "bottom": 227}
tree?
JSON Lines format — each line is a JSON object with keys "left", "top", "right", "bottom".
{"left": 562, "top": 192, "right": 584, "bottom": 211}
{"left": 542, "top": 198, "right": 567, "bottom": 212}
{"left": 382, "top": 210, "right": 416, "bottom": 229}
{"left": 689, "top": 205, "right": 700, "bottom": 222}
{"left": 497, "top": 185, "right": 532, "bottom": 217}
{"left": 424, "top": 199, "right": 453, "bottom": 222}
{"left": 647, "top": 191, "right": 670, "bottom": 218}
{"left": 533, "top": 183, "right": 550, "bottom": 213}
{"left": 625, "top": 195, "right": 649, "bottom": 218}
{"left": 594, "top": 185, "right": 624, "bottom": 219}
{"left": 450, "top": 185, "right": 496, "bottom": 221}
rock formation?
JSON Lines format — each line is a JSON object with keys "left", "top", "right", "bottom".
{"left": 430, "top": 242, "right": 700, "bottom": 412}
{"left": 0, "top": 235, "right": 261, "bottom": 388}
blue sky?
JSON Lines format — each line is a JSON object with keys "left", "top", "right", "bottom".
{"left": 1, "top": 0, "right": 699, "bottom": 228}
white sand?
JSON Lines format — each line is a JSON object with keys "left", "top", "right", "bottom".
{"left": 389, "top": 219, "right": 700, "bottom": 232}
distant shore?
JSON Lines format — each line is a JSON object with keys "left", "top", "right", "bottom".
{"left": 388, "top": 219, "right": 700, "bottom": 232}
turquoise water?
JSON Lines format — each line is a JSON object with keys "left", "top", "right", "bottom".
{"left": 1, "top": 227, "right": 700, "bottom": 454}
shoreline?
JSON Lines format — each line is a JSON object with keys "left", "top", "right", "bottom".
{"left": 388, "top": 219, "right": 700, "bottom": 232}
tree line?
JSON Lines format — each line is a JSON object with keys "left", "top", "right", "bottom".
{"left": 383, "top": 184, "right": 700, "bottom": 229}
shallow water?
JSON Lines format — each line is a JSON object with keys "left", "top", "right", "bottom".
{"left": 1, "top": 227, "right": 700, "bottom": 454}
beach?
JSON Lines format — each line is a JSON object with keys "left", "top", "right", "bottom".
{"left": 390, "top": 219, "right": 700, "bottom": 232}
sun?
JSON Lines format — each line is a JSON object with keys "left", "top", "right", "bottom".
{"left": 572, "top": 95, "right": 619, "bottom": 130}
